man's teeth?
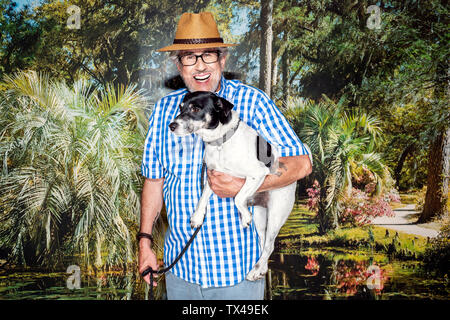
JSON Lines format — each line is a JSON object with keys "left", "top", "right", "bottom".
{"left": 194, "top": 74, "right": 210, "bottom": 81}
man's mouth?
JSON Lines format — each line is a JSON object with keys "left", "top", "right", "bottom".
{"left": 193, "top": 73, "right": 211, "bottom": 82}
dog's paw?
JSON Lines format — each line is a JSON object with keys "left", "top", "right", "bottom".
{"left": 190, "top": 214, "right": 204, "bottom": 229}
{"left": 237, "top": 208, "right": 253, "bottom": 228}
{"left": 246, "top": 262, "right": 268, "bottom": 281}
{"left": 241, "top": 214, "right": 253, "bottom": 228}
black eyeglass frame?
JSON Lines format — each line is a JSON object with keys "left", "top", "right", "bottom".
{"left": 177, "top": 50, "right": 221, "bottom": 66}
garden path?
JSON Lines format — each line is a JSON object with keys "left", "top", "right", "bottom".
{"left": 371, "top": 204, "right": 440, "bottom": 238}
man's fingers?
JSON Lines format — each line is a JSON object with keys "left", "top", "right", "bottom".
{"left": 144, "top": 276, "right": 158, "bottom": 287}
{"left": 208, "top": 169, "right": 224, "bottom": 176}
{"left": 142, "top": 267, "right": 159, "bottom": 287}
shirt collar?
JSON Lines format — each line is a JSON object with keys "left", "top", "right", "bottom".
{"left": 216, "top": 75, "right": 228, "bottom": 99}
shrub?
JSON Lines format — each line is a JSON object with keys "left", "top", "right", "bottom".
{"left": 307, "top": 181, "right": 397, "bottom": 227}
{"left": 306, "top": 180, "right": 321, "bottom": 212}
{"left": 423, "top": 218, "right": 450, "bottom": 276}
{"left": 339, "top": 188, "right": 396, "bottom": 227}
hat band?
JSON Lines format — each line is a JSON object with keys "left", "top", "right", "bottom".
{"left": 173, "top": 37, "right": 224, "bottom": 45}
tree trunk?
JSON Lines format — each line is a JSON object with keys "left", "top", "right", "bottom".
{"left": 282, "top": 50, "right": 289, "bottom": 101}
{"left": 419, "top": 62, "right": 450, "bottom": 222}
{"left": 317, "top": 176, "right": 340, "bottom": 234}
{"left": 259, "top": 0, "right": 273, "bottom": 97}
{"left": 394, "top": 143, "right": 415, "bottom": 189}
{"left": 419, "top": 128, "right": 450, "bottom": 222}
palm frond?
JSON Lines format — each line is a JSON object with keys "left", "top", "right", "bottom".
{"left": 0, "top": 71, "right": 148, "bottom": 269}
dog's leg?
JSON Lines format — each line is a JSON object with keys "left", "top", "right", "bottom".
{"left": 234, "top": 175, "right": 267, "bottom": 228}
{"left": 190, "top": 183, "right": 213, "bottom": 228}
{"left": 252, "top": 206, "right": 267, "bottom": 250}
{"left": 247, "top": 182, "right": 297, "bottom": 281}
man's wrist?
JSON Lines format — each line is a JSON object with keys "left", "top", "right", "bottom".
{"left": 137, "top": 231, "right": 154, "bottom": 241}
{"left": 138, "top": 237, "right": 152, "bottom": 248}
{"left": 137, "top": 232, "right": 154, "bottom": 248}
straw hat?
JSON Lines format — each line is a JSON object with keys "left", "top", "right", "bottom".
{"left": 157, "top": 12, "right": 237, "bottom": 52}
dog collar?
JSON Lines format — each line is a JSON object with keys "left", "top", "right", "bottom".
{"left": 206, "top": 119, "right": 241, "bottom": 147}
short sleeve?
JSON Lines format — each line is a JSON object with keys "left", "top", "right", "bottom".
{"left": 253, "top": 93, "right": 310, "bottom": 158}
{"left": 141, "top": 102, "right": 164, "bottom": 179}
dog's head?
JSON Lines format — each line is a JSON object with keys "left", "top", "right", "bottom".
{"left": 169, "top": 91, "right": 234, "bottom": 136}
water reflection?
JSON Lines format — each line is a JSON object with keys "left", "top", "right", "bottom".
{"left": 0, "top": 270, "right": 153, "bottom": 300}
{"left": 267, "top": 251, "right": 448, "bottom": 300}
{"left": 1, "top": 250, "right": 448, "bottom": 300}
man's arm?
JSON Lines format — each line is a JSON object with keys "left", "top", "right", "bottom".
{"left": 140, "top": 177, "right": 164, "bottom": 235}
{"left": 257, "top": 155, "right": 312, "bottom": 192}
{"left": 138, "top": 177, "right": 164, "bottom": 286}
{"left": 207, "top": 155, "right": 312, "bottom": 198}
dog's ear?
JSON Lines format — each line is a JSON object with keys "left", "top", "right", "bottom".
{"left": 214, "top": 96, "right": 234, "bottom": 124}
{"left": 183, "top": 91, "right": 195, "bottom": 102}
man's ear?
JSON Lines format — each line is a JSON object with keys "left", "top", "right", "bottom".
{"left": 214, "top": 96, "right": 234, "bottom": 124}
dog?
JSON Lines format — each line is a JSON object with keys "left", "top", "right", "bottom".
{"left": 168, "top": 91, "right": 312, "bottom": 281}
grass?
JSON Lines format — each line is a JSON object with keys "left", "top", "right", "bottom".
{"left": 400, "top": 193, "right": 420, "bottom": 205}
{"left": 277, "top": 202, "right": 429, "bottom": 259}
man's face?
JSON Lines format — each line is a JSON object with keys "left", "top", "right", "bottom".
{"left": 176, "top": 48, "right": 226, "bottom": 93}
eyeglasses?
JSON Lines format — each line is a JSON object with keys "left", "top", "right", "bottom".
{"left": 178, "top": 51, "right": 220, "bottom": 66}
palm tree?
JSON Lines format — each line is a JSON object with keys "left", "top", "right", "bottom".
{"left": 0, "top": 70, "right": 149, "bottom": 270}
{"left": 285, "top": 96, "right": 387, "bottom": 233}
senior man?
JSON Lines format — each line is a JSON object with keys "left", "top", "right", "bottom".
{"left": 138, "top": 12, "right": 312, "bottom": 300}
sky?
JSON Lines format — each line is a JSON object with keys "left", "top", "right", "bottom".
{"left": 11, "top": 0, "right": 42, "bottom": 11}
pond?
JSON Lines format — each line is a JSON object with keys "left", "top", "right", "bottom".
{"left": 1, "top": 249, "right": 448, "bottom": 300}
{"left": 267, "top": 250, "right": 449, "bottom": 300}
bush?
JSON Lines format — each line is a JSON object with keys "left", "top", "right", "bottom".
{"left": 423, "top": 218, "right": 450, "bottom": 276}
{"left": 306, "top": 180, "right": 321, "bottom": 212}
{"left": 0, "top": 71, "right": 148, "bottom": 268}
{"left": 340, "top": 188, "right": 396, "bottom": 227}
{"left": 307, "top": 181, "right": 398, "bottom": 228}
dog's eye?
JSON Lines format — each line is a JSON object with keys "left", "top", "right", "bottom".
{"left": 191, "top": 106, "right": 200, "bottom": 113}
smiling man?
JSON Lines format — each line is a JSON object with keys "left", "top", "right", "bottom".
{"left": 175, "top": 49, "right": 225, "bottom": 92}
{"left": 138, "top": 12, "right": 312, "bottom": 300}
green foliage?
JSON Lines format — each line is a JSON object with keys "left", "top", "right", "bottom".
{"left": 0, "top": 70, "right": 148, "bottom": 269}
{"left": 285, "top": 96, "right": 389, "bottom": 232}
{"left": 2, "top": 0, "right": 213, "bottom": 91}
{"left": 278, "top": 201, "right": 428, "bottom": 259}
{"left": 423, "top": 219, "right": 450, "bottom": 277}
{"left": 0, "top": 0, "right": 41, "bottom": 76}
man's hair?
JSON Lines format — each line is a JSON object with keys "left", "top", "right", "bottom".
{"left": 169, "top": 47, "right": 229, "bottom": 64}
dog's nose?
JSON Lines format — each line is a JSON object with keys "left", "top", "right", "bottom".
{"left": 169, "top": 122, "right": 178, "bottom": 131}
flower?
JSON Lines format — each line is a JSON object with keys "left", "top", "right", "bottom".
{"left": 339, "top": 188, "right": 396, "bottom": 226}
{"left": 305, "top": 256, "right": 320, "bottom": 276}
{"left": 306, "top": 180, "right": 321, "bottom": 212}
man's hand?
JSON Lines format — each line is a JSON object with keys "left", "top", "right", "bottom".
{"left": 138, "top": 239, "right": 160, "bottom": 287}
{"left": 138, "top": 178, "right": 164, "bottom": 286}
{"left": 207, "top": 169, "right": 245, "bottom": 198}
{"left": 206, "top": 155, "right": 312, "bottom": 198}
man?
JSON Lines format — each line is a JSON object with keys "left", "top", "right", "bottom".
{"left": 138, "top": 12, "right": 312, "bottom": 300}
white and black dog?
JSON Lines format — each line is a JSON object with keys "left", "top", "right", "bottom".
{"left": 169, "top": 91, "right": 312, "bottom": 281}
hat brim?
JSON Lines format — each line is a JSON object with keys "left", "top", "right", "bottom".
{"left": 157, "top": 42, "right": 237, "bottom": 52}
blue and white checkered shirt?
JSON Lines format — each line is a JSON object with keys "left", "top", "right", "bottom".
{"left": 141, "top": 76, "right": 309, "bottom": 288}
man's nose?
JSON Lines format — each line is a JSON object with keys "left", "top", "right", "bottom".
{"left": 194, "top": 57, "right": 207, "bottom": 70}
{"left": 169, "top": 122, "right": 178, "bottom": 131}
